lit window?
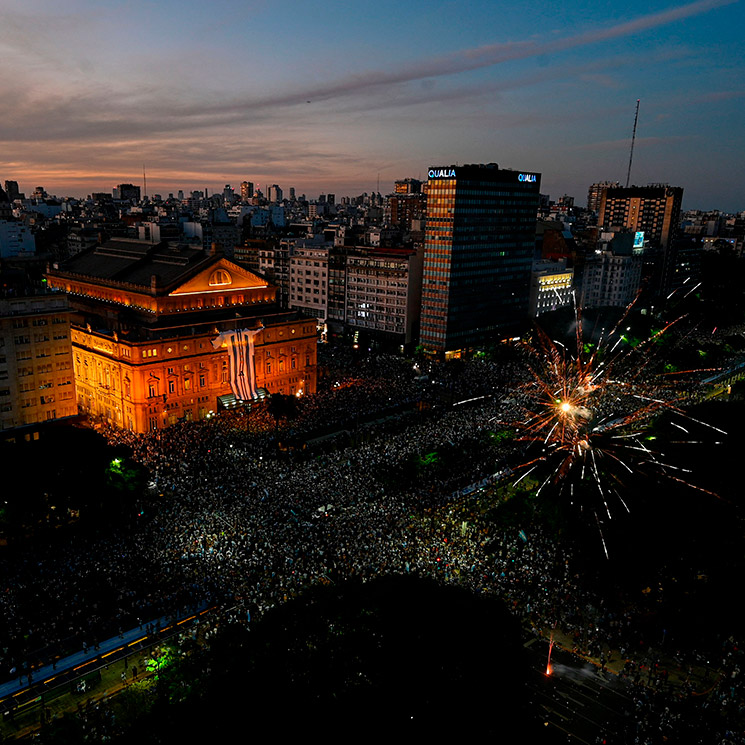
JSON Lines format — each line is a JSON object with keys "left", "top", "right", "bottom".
{"left": 209, "top": 269, "right": 232, "bottom": 286}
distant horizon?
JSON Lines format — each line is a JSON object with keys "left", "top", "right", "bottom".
{"left": 2, "top": 0, "right": 743, "bottom": 212}
{"left": 3, "top": 174, "right": 741, "bottom": 214}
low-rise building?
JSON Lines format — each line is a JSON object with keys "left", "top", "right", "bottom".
{"left": 529, "top": 260, "right": 574, "bottom": 317}
{"left": 46, "top": 238, "right": 317, "bottom": 433}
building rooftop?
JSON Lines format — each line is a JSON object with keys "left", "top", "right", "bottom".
{"left": 52, "top": 239, "right": 213, "bottom": 292}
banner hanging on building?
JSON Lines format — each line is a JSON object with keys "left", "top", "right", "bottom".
{"left": 211, "top": 326, "right": 263, "bottom": 401}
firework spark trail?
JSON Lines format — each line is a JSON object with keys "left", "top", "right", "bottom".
{"left": 684, "top": 281, "right": 702, "bottom": 298}
{"left": 512, "top": 465, "right": 537, "bottom": 487}
{"left": 595, "top": 512, "right": 610, "bottom": 560}
{"left": 495, "top": 297, "right": 729, "bottom": 555}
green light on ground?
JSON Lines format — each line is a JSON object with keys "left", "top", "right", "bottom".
{"left": 145, "top": 646, "right": 177, "bottom": 676}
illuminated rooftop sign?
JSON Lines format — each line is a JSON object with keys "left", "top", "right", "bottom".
{"left": 518, "top": 173, "right": 537, "bottom": 182}
{"left": 428, "top": 168, "right": 456, "bottom": 179}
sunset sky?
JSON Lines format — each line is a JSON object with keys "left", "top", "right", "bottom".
{"left": 1, "top": 0, "right": 743, "bottom": 210}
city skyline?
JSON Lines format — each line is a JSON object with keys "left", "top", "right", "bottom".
{"left": 1, "top": 0, "right": 743, "bottom": 210}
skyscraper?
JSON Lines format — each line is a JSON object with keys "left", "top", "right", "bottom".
{"left": 420, "top": 163, "right": 541, "bottom": 354}
{"left": 240, "top": 181, "right": 254, "bottom": 202}
{"left": 267, "top": 185, "right": 283, "bottom": 203}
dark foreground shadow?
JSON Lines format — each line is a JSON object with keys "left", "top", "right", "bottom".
{"left": 122, "top": 575, "right": 549, "bottom": 743}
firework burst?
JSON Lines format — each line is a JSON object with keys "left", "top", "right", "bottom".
{"left": 499, "top": 296, "right": 726, "bottom": 556}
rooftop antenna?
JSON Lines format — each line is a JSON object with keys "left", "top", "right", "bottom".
{"left": 625, "top": 99, "right": 640, "bottom": 188}
{"left": 143, "top": 164, "right": 147, "bottom": 200}
{"left": 377, "top": 171, "right": 380, "bottom": 194}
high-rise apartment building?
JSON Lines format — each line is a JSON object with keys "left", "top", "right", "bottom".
{"left": 289, "top": 242, "right": 329, "bottom": 320}
{"left": 597, "top": 184, "right": 683, "bottom": 294}
{"left": 116, "top": 184, "right": 141, "bottom": 202}
{"left": 598, "top": 185, "right": 682, "bottom": 249}
{"left": 420, "top": 163, "right": 541, "bottom": 354}
{"left": 4, "top": 181, "right": 20, "bottom": 201}
{"left": 325, "top": 245, "right": 423, "bottom": 348}
{"left": 267, "top": 185, "right": 283, "bottom": 203}
{"left": 587, "top": 181, "right": 619, "bottom": 213}
{"left": 240, "top": 181, "right": 254, "bottom": 202}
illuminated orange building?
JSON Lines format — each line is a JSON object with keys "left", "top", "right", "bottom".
{"left": 46, "top": 238, "right": 317, "bottom": 432}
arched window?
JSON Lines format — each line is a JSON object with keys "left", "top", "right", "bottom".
{"left": 209, "top": 269, "right": 232, "bottom": 287}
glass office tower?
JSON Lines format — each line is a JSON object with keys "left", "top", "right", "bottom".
{"left": 420, "top": 163, "right": 541, "bottom": 354}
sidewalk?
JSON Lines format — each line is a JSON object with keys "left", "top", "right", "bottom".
{"left": 0, "top": 604, "right": 212, "bottom": 714}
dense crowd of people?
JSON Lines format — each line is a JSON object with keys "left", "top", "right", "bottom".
{"left": 1, "top": 335, "right": 743, "bottom": 742}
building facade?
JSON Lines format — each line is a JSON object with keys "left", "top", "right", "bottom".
{"left": 46, "top": 239, "right": 317, "bottom": 433}
{"left": 387, "top": 192, "right": 427, "bottom": 232}
{"left": 587, "top": 181, "right": 619, "bottom": 213}
{"left": 394, "top": 178, "right": 422, "bottom": 194}
{"left": 289, "top": 242, "right": 329, "bottom": 320}
{"left": 598, "top": 184, "right": 683, "bottom": 295}
{"left": 581, "top": 233, "right": 642, "bottom": 308}
{"left": 258, "top": 240, "right": 294, "bottom": 309}
{"left": 420, "top": 163, "right": 541, "bottom": 354}
{"left": 0, "top": 220, "right": 35, "bottom": 258}
{"left": 240, "top": 181, "right": 254, "bottom": 202}
{"left": 598, "top": 185, "right": 683, "bottom": 250}
{"left": 116, "top": 184, "right": 141, "bottom": 202}
{"left": 0, "top": 293, "right": 77, "bottom": 431}
{"left": 330, "top": 245, "right": 423, "bottom": 347}
{"left": 529, "top": 260, "right": 574, "bottom": 317}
